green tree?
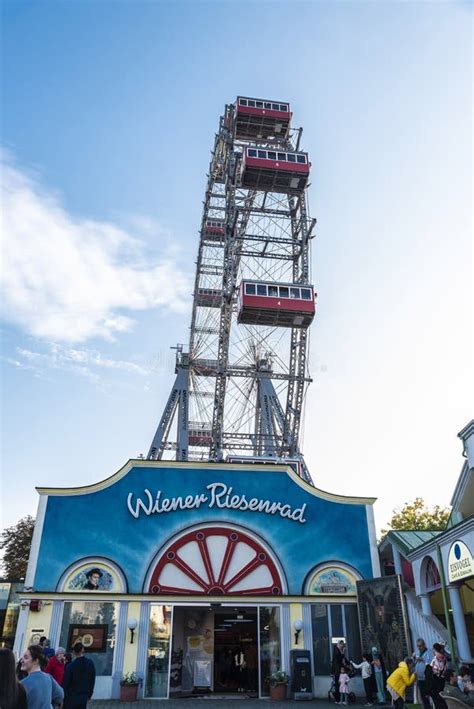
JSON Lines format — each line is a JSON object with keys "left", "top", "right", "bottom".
{"left": 0, "top": 515, "right": 35, "bottom": 580}
{"left": 382, "top": 497, "right": 450, "bottom": 537}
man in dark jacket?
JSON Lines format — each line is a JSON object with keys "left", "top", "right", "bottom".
{"left": 63, "top": 642, "right": 96, "bottom": 709}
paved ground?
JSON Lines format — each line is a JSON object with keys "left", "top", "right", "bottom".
{"left": 91, "top": 702, "right": 335, "bottom": 708}
{"left": 90, "top": 701, "right": 421, "bottom": 708}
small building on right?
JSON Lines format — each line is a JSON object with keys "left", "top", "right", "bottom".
{"left": 379, "top": 419, "right": 474, "bottom": 664}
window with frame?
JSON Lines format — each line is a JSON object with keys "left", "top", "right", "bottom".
{"left": 290, "top": 287, "right": 300, "bottom": 299}
{"left": 59, "top": 601, "right": 117, "bottom": 676}
{"left": 268, "top": 285, "right": 278, "bottom": 297}
{"left": 277, "top": 153, "right": 286, "bottom": 161}
{"left": 297, "top": 155, "right": 306, "bottom": 164}
{"left": 287, "top": 154, "right": 296, "bottom": 163}
{"left": 301, "top": 288, "right": 312, "bottom": 300}
{"left": 248, "top": 100, "right": 255, "bottom": 107}
{"left": 256, "top": 101, "right": 263, "bottom": 108}
{"left": 311, "top": 603, "right": 361, "bottom": 676}
{"left": 258, "top": 150, "right": 266, "bottom": 158}
{"left": 280, "top": 104, "right": 288, "bottom": 112}
{"left": 267, "top": 151, "right": 277, "bottom": 160}
{"left": 248, "top": 149, "right": 257, "bottom": 157}
{"left": 257, "top": 284, "right": 267, "bottom": 296}
{"left": 272, "top": 103, "right": 280, "bottom": 110}
{"left": 264, "top": 102, "right": 272, "bottom": 109}
{"left": 279, "top": 286, "right": 289, "bottom": 298}
{"left": 245, "top": 283, "right": 256, "bottom": 295}
{"left": 240, "top": 98, "right": 247, "bottom": 106}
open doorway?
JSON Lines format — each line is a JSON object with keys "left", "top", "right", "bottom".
{"left": 169, "top": 606, "right": 258, "bottom": 697}
{"left": 213, "top": 609, "right": 258, "bottom": 694}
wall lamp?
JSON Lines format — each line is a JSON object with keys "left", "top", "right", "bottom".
{"left": 127, "top": 618, "right": 138, "bottom": 644}
{"left": 294, "top": 619, "right": 303, "bottom": 645}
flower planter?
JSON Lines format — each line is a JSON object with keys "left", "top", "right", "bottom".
{"left": 120, "top": 683, "right": 139, "bottom": 702}
{"left": 270, "top": 683, "right": 287, "bottom": 701}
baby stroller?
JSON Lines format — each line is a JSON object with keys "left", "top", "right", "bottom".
{"left": 328, "top": 672, "right": 357, "bottom": 704}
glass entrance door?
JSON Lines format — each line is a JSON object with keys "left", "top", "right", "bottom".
{"left": 259, "top": 606, "right": 281, "bottom": 697}
{"left": 146, "top": 605, "right": 172, "bottom": 698}
{"left": 213, "top": 609, "right": 258, "bottom": 694}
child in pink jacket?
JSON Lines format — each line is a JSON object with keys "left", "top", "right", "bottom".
{"left": 339, "top": 665, "right": 351, "bottom": 705}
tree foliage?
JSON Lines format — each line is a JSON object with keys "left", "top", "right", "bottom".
{"left": 0, "top": 515, "right": 35, "bottom": 580}
{"left": 382, "top": 497, "right": 450, "bottom": 538}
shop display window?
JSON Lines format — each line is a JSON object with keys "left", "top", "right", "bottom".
{"left": 59, "top": 601, "right": 117, "bottom": 676}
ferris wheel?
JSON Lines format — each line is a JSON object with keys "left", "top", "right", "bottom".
{"left": 147, "top": 97, "right": 316, "bottom": 483}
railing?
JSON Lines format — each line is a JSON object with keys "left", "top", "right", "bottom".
{"left": 404, "top": 588, "right": 450, "bottom": 649}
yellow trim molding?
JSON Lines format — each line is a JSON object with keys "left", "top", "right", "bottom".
{"left": 36, "top": 459, "right": 376, "bottom": 505}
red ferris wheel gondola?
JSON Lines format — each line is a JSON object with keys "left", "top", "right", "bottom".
{"left": 235, "top": 96, "right": 292, "bottom": 141}
{"left": 241, "top": 146, "right": 310, "bottom": 193}
{"left": 238, "top": 280, "right": 316, "bottom": 328}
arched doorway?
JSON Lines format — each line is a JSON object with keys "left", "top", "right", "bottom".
{"left": 144, "top": 524, "right": 285, "bottom": 698}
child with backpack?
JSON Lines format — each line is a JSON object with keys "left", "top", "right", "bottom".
{"left": 351, "top": 654, "right": 374, "bottom": 705}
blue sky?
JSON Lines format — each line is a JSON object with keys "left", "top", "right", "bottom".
{"left": 1, "top": 0, "right": 472, "bottom": 534}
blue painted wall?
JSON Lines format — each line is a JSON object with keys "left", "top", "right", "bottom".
{"left": 34, "top": 463, "right": 374, "bottom": 594}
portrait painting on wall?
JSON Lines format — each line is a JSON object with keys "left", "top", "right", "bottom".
{"left": 66, "top": 566, "right": 113, "bottom": 591}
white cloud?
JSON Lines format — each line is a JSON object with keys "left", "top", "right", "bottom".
{"left": 0, "top": 151, "right": 191, "bottom": 343}
{"left": 4, "top": 343, "right": 156, "bottom": 387}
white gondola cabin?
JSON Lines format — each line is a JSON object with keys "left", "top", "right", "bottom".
{"left": 241, "top": 147, "right": 310, "bottom": 193}
{"left": 235, "top": 96, "right": 292, "bottom": 141}
{"left": 238, "top": 280, "right": 316, "bottom": 328}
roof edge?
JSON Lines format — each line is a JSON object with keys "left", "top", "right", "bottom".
{"left": 36, "top": 459, "right": 377, "bottom": 505}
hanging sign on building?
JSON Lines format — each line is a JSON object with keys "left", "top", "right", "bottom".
{"left": 448, "top": 540, "right": 473, "bottom": 583}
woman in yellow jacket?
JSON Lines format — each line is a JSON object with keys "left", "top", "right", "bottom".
{"left": 387, "top": 658, "right": 416, "bottom": 709}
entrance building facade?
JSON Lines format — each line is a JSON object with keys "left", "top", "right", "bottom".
{"left": 14, "top": 460, "right": 380, "bottom": 698}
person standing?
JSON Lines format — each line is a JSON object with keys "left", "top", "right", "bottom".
{"left": 413, "top": 638, "right": 433, "bottom": 709}
{"left": 386, "top": 658, "right": 416, "bottom": 709}
{"left": 338, "top": 665, "right": 351, "bottom": 705}
{"left": 63, "top": 642, "right": 96, "bottom": 709}
{"left": 45, "top": 647, "right": 66, "bottom": 686}
{"left": 371, "top": 647, "right": 386, "bottom": 704}
{"left": 21, "top": 645, "right": 64, "bottom": 709}
{"left": 332, "top": 640, "right": 348, "bottom": 703}
{"left": 39, "top": 638, "right": 55, "bottom": 659}
{"left": 352, "top": 653, "right": 374, "bottom": 705}
{"left": 429, "top": 643, "right": 448, "bottom": 709}
{"left": 0, "top": 648, "right": 28, "bottom": 709}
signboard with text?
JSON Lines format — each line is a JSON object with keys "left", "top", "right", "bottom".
{"left": 448, "top": 540, "right": 473, "bottom": 583}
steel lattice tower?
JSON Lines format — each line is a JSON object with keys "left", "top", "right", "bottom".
{"left": 147, "top": 98, "right": 316, "bottom": 483}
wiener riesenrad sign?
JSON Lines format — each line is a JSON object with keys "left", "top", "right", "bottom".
{"left": 127, "top": 481, "right": 307, "bottom": 524}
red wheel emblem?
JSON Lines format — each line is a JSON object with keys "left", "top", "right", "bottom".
{"left": 148, "top": 526, "right": 283, "bottom": 595}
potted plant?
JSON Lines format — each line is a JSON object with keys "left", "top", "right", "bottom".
{"left": 119, "top": 672, "right": 141, "bottom": 702}
{"left": 269, "top": 670, "right": 289, "bottom": 701}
